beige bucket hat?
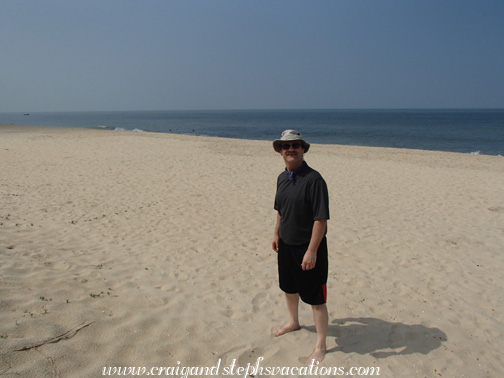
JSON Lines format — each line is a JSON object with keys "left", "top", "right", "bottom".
{"left": 273, "top": 129, "right": 310, "bottom": 153}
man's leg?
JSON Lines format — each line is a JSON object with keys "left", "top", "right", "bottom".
{"left": 307, "top": 303, "right": 328, "bottom": 364}
{"left": 274, "top": 293, "right": 301, "bottom": 336}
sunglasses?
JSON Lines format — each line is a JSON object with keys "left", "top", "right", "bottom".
{"left": 281, "top": 142, "right": 302, "bottom": 150}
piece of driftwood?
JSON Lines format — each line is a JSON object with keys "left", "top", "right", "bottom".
{"left": 15, "top": 321, "right": 94, "bottom": 351}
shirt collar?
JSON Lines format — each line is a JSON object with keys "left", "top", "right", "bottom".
{"left": 286, "top": 161, "right": 307, "bottom": 181}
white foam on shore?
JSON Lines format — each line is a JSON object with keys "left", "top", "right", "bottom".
{"left": 113, "top": 127, "right": 145, "bottom": 132}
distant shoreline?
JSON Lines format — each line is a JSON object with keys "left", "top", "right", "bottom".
{"left": 2, "top": 108, "right": 503, "bottom": 156}
{"left": 2, "top": 123, "right": 503, "bottom": 161}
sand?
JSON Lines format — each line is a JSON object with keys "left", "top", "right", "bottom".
{"left": 0, "top": 124, "right": 503, "bottom": 377}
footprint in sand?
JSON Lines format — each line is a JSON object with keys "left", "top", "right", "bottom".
{"left": 51, "top": 261, "right": 71, "bottom": 270}
{"left": 488, "top": 206, "right": 504, "bottom": 213}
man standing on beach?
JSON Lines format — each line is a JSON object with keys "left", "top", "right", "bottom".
{"left": 272, "top": 130, "right": 330, "bottom": 364}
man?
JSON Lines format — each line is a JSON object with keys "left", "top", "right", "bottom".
{"left": 272, "top": 129, "right": 330, "bottom": 364}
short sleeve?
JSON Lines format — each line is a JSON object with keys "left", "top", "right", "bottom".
{"left": 310, "top": 178, "right": 330, "bottom": 220}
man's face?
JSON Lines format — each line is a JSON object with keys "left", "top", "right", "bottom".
{"left": 280, "top": 141, "right": 304, "bottom": 168}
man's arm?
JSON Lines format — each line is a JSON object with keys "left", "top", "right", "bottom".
{"left": 301, "top": 219, "right": 327, "bottom": 270}
{"left": 272, "top": 212, "right": 281, "bottom": 253}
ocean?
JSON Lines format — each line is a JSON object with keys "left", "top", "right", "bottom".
{"left": 1, "top": 109, "right": 503, "bottom": 156}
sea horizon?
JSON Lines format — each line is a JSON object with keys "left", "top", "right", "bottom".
{"left": 4, "top": 107, "right": 504, "bottom": 113}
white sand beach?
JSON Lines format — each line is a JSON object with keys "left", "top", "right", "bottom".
{"left": 1, "top": 124, "right": 503, "bottom": 377}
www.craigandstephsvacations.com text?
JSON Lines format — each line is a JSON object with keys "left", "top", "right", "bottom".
{"left": 102, "top": 357, "right": 381, "bottom": 377}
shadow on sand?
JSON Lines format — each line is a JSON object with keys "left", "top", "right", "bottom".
{"left": 307, "top": 317, "right": 447, "bottom": 358}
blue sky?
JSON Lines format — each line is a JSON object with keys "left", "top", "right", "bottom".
{"left": 1, "top": 0, "right": 503, "bottom": 111}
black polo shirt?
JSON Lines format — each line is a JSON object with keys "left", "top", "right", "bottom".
{"left": 274, "top": 161, "right": 330, "bottom": 245}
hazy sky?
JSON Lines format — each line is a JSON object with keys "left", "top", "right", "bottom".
{"left": 1, "top": 0, "right": 503, "bottom": 112}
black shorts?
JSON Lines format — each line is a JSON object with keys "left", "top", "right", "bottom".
{"left": 277, "top": 237, "right": 328, "bottom": 305}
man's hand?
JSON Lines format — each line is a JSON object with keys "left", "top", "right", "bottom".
{"left": 301, "top": 249, "right": 317, "bottom": 270}
{"left": 302, "top": 219, "right": 326, "bottom": 270}
{"left": 272, "top": 235, "right": 280, "bottom": 253}
{"left": 273, "top": 213, "right": 281, "bottom": 253}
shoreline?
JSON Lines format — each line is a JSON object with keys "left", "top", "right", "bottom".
{"left": 1, "top": 124, "right": 503, "bottom": 377}
{"left": 2, "top": 123, "right": 503, "bottom": 158}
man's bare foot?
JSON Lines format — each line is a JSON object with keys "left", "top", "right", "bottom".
{"left": 272, "top": 322, "right": 301, "bottom": 337}
{"left": 306, "top": 347, "right": 326, "bottom": 365}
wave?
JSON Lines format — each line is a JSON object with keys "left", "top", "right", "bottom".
{"left": 112, "top": 127, "right": 146, "bottom": 132}
{"left": 96, "top": 125, "right": 118, "bottom": 130}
